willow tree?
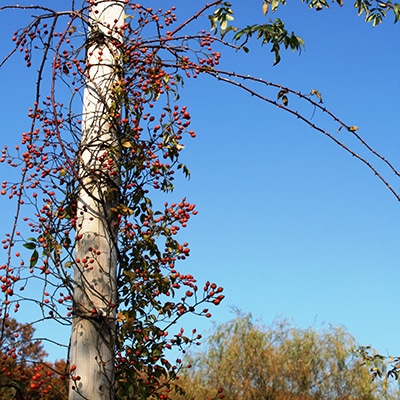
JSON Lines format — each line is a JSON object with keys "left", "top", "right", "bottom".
{"left": 171, "top": 314, "right": 400, "bottom": 400}
{"left": 0, "top": 1, "right": 399, "bottom": 400}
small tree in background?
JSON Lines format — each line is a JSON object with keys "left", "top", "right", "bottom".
{"left": 0, "top": 317, "right": 69, "bottom": 399}
{"left": 171, "top": 313, "right": 399, "bottom": 400}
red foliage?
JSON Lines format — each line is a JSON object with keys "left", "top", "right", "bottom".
{"left": 0, "top": 317, "right": 68, "bottom": 399}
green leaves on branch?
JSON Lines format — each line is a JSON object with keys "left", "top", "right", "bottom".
{"left": 213, "top": 0, "right": 399, "bottom": 66}
{"left": 263, "top": 0, "right": 400, "bottom": 25}
{"left": 212, "top": 1, "right": 398, "bottom": 65}
{"left": 233, "top": 19, "right": 304, "bottom": 65}
{"left": 357, "top": 346, "right": 400, "bottom": 381}
{"left": 262, "top": 0, "right": 287, "bottom": 14}
{"left": 263, "top": 0, "right": 340, "bottom": 13}
{"left": 211, "top": 2, "right": 304, "bottom": 65}
{"left": 209, "top": 2, "right": 234, "bottom": 32}
{"left": 23, "top": 238, "right": 38, "bottom": 268}
{"left": 354, "top": 0, "right": 400, "bottom": 25}
{"left": 209, "top": 0, "right": 304, "bottom": 65}
{"left": 302, "top": 0, "right": 343, "bottom": 11}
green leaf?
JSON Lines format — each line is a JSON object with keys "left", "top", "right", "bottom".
{"left": 30, "top": 250, "right": 39, "bottom": 268}
{"left": 23, "top": 242, "right": 37, "bottom": 250}
{"left": 177, "top": 163, "right": 190, "bottom": 178}
{"left": 271, "top": 42, "right": 281, "bottom": 65}
{"left": 394, "top": 4, "right": 400, "bottom": 22}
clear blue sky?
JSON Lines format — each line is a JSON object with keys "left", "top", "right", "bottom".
{"left": 0, "top": 0, "right": 399, "bottom": 362}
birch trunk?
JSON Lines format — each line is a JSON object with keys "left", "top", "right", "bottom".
{"left": 69, "top": 2, "right": 124, "bottom": 399}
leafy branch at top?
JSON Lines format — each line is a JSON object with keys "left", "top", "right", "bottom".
{"left": 231, "top": 19, "right": 304, "bottom": 65}
{"left": 210, "top": 0, "right": 399, "bottom": 66}
{"left": 263, "top": 0, "right": 400, "bottom": 25}
{"left": 210, "top": 2, "right": 304, "bottom": 65}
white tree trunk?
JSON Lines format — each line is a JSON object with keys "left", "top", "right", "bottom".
{"left": 69, "top": 2, "right": 124, "bottom": 399}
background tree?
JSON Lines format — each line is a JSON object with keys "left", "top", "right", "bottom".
{"left": 0, "top": 317, "right": 68, "bottom": 399}
{"left": 171, "top": 313, "right": 400, "bottom": 400}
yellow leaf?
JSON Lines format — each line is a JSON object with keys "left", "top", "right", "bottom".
{"left": 262, "top": 2, "right": 269, "bottom": 15}
{"left": 121, "top": 140, "right": 133, "bottom": 148}
{"left": 310, "top": 88, "right": 323, "bottom": 103}
{"left": 349, "top": 126, "right": 359, "bottom": 132}
{"left": 68, "top": 26, "right": 76, "bottom": 35}
{"left": 117, "top": 312, "right": 126, "bottom": 322}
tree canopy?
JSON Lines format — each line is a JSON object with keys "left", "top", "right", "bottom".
{"left": 172, "top": 313, "right": 400, "bottom": 400}
{"left": 0, "top": 317, "right": 68, "bottom": 399}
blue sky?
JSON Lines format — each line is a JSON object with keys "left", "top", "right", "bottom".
{"left": 167, "top": 0, "right": 400, "bottom": 358}
{"left": 0, "top": 0, "right": 399, "bottom": 362}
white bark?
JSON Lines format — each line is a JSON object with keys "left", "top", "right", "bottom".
{"left": 69, "top": 2, "right": 125, "bottom": 399}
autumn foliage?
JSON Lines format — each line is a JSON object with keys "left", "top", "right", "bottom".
{"left": 171, "top": 313, "right": 400, "bottom": 400}
{"left": 0, "top": 317, "right": 68, "bottom": 399}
